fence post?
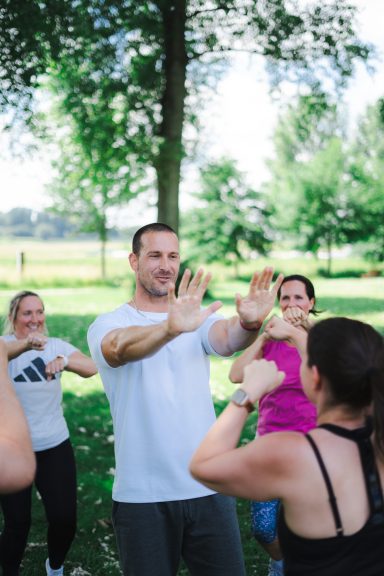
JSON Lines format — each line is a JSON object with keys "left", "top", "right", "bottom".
{"left": 16, "top": 251, "right": 25, "bottom": 280}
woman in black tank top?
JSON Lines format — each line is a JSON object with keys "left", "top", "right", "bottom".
{"left": 191, "top": 316, "right": 384, "bottom": 576}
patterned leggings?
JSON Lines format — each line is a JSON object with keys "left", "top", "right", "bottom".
{"left": 250, "top": 498, "right": 280, "bottom": 544}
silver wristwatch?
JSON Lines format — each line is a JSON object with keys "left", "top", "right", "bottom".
{"left": 230, "top": 388, "right": 255, "bottom": 413}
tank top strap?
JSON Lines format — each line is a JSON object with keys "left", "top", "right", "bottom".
{"left": 317, "top": 417, "right": 373, "bottom": 440}
{"left": 315, "top": 418, "right": 384, "bottom": 525}
{"left": 305, "top": 433, "right": 344, "bottom": 537}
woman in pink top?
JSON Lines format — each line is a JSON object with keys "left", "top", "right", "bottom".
{"left": 229, "top": 274, "right": 320, "bottom": 576}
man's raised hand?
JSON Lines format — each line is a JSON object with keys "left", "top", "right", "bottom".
{"left": 166, "top": 268, "right": 222, "bottom": 336}
{"left": 235, "top": 267, "right": 284, "bottom": 330}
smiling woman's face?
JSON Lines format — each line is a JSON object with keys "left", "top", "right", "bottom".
{"left": 278, "top": 280, "right": 314, "bottom": 315}
{"left": 12, "top": 295, "right": 46, "bottom": 339}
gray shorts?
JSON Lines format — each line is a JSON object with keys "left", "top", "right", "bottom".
{"left": 112, "top": 493, "right": 245, "bottom": 576}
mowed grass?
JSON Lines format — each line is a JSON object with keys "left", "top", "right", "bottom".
{"left": 0, "top": 240, "right": 383, "bottom": 575}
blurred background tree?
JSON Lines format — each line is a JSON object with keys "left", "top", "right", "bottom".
{"left": 183, "top": 158, "right": 272, "bottom": 274}
{"left": 347, "top": 98, "right": 384, "bottom": 264}
{"left": 0, "top": 0, "right": 372, "bottom": 235}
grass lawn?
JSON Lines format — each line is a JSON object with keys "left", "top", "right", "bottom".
{"left": 0, "top": 253, "right": 383, "bottom": 574}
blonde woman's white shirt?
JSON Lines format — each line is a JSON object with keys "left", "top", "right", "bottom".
{"left": 3, "top": 335, "right": 77, "bottom": 452}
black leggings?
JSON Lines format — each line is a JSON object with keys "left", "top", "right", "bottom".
{"left": 0, "top": 439, "right": 77, "bottom": 576}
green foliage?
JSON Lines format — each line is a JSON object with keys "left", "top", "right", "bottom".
{"left": 0, "top": 0, "right": 372, "bottom": 233}
{"left": 294, "top": 138, "right": 358, "bottom": 252}
{"left": 0, "top": 0, "right": 73, "bottom": 116}
{"left": 347, "top": 99, "right": 384, "bottom": 262}
{"left": 266, "top": 93, "right": 336, "bottom": 232}
{"left": 183, "top": 158, "right": 272, "bottom": 266}
{"left": 265, "top": 92, "right": 384, "bottom": 269}
{"left": 266, "top": 93, "right": 362, "bottom": 275}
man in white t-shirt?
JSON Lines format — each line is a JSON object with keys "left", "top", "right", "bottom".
{"left": 87, "top": 222, "right": 283, "bottom": 576}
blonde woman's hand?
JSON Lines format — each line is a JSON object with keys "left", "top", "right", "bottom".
{"left": 26, "top": 332, "right": 47, "bottom": 351}
{"left": 45, "top": 355, "right": 67, "bottom": 381}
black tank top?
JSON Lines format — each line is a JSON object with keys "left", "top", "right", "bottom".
{"left": 278, "top": 420, "right": 384, "bottom": 576}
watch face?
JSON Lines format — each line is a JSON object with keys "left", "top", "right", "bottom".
{"left": 231, "top": 388, "right": 255, "bottom": 413}
{"left": 231, "top": 388, "right": 248, "bottom": 405}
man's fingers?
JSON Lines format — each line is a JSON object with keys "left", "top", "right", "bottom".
{"left": 259, "top": 267, "right": 274, "bottom": 290}
{"left": 271, "top": 272, "right": 284, "bottom": 296}
{"left": 167, "top": 282, "right": 177, "bottom": 303}
{"left": 177, "top": 269, "right": 191, "bottom": 296}
{"left": 188, "top": 268, "right": 205, "bottom": 292}
{"left": 196, "top": 271, "right": 212, "bottom": 297}
{"left": 178, "top": 268, "right": 211, "bottom": 298}
{"left": 249, "top": 267, "right": 274, "bottom": 293}
{"left": 201, "top": 300, "right": 222, "bottom": 320}
{"left": 179, "top": 268, "right": 208, "bottom": 297}
{"left": 249, "top": 270, "right": 263, "bottom": 293}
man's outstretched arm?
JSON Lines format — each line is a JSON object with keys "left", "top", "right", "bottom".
{"left": 101, "top": 268, "right": 222, "bottom": 367}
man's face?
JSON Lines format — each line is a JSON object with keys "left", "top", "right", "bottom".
{"left": 130, "top": 231, "right": 180, "bottom": 297}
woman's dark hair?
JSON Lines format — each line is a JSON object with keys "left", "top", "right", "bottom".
{"left": 132, "top": 223, "right": 176, "bottom": 255}
{"left": 277, "top": 274, "right": 321, "bottom": 316}
{"left": 3, "top": 290, "right": 45, "bottom": 335}
{"left": 307, "top": 317, "right": 384, "bottom": 457}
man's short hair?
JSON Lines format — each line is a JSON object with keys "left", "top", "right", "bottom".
{"left": 132, "top": 223, "right": 177, "bottom": 255}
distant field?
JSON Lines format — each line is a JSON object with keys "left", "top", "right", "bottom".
{"left": 0, "top": 238, "right": 132, "bottom": 286}
{"left": 0, "top": 237, "right": 382, "bottom": 347}
{"left": 0, "top": 237, "right": 382, "bottom": 287}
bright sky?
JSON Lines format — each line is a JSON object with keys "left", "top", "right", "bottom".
{"left": 0, "top": 0, "right": 383, "bottom": 216}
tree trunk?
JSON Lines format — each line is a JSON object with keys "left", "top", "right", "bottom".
{"left": 155, "top": 0, "right": 187, "bottom": 234}
{"left": 100, "top": 238, "right": 106, "bottom": 280}
{"left": 326, "top": 231, "right": 332, "bottom": 277}
{"left": 99, "top": 212, "right": 108, "bottom": 280}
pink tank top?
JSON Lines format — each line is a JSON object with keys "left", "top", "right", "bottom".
{"left": 257, "top": 340, "right": 317, "bottom": 436}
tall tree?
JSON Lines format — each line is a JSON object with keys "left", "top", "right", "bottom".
{"left": 183, "top": 157, "right": 272, "bottom": 273}
{"left": 0, "top": 0, "right": 372, "bottom": 232}
{"left": 266, "top": 92, "right": 340, "bottom": 232}
{"left": 293, "top": 138, "right": 356, "bottom": 276}
{"left": 348, "top": 98, "right": 384, "bottom": 263}
{"left": 41, "top": 73, "right": 145, "bottom": 278}
{"left": 265, "top": 93, "right": 359, "bottom": 275}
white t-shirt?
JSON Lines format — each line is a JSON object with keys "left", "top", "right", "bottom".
{"left": 87, "top": 304, "right": 224, "bottom": 503}
{"left": 3, "top": 335, "right": 77, "bottom": 452}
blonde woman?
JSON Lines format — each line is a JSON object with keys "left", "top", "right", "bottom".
{"left": 0, "top": 290, "right": 97, "bottom": 576}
